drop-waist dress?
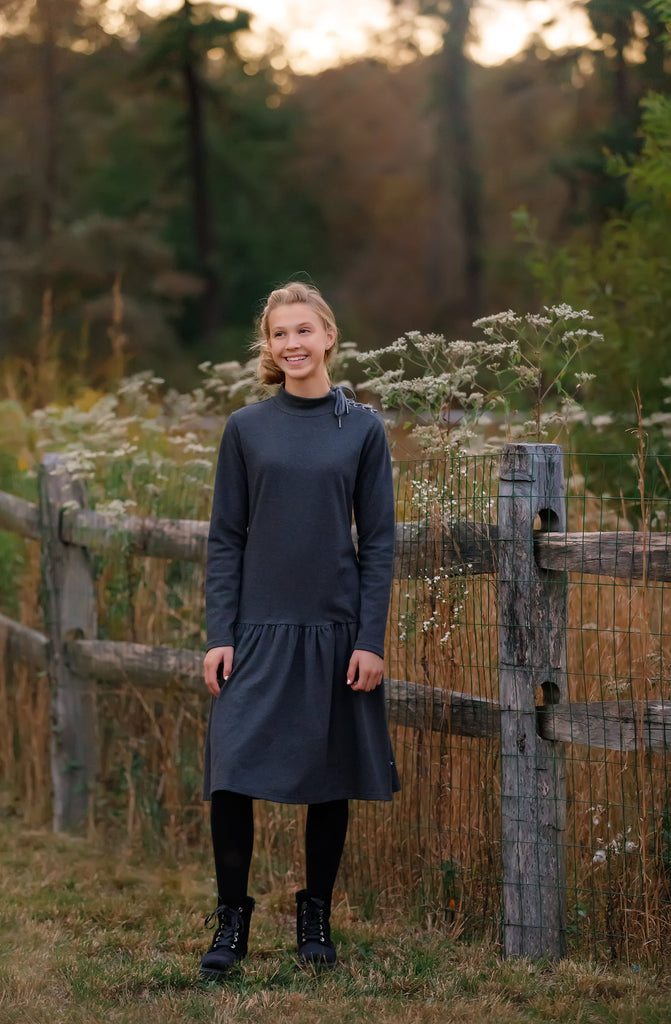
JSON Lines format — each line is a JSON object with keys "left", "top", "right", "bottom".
{"left": 203, "top": 385, "right": 401, "bottom": 804}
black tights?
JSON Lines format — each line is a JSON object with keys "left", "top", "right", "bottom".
{"left": 210, "top": 789, "right": 349, "bottom": 905}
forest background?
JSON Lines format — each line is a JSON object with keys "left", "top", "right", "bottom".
{"left": 1, "top": 0, "right": 671, "bottom": 441}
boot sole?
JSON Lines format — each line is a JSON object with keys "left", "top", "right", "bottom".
{"left": 297, "top": 954, "right": 337, "bottom": 970}
{"left": 199, "top": 964, "right": 241, "bottom": 982}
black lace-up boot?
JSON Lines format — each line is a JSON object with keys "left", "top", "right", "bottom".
{"left": 295, "top": 889, "right": 337, "bottom": 967}
{"left": 199, "top": 896, "right": 255, "bottom": 981}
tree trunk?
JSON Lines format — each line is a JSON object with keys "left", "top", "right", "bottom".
{"left": 434, "top": 0, "right": 484, "bottom": 322}
{"left": 181, "top": 2, "right": 221, "bottom": 339}
{"left": 36, "top": 0, "right": 58, "bottom": 239}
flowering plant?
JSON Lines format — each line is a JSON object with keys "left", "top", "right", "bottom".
{"left": 355, "top": 305, "right": 603, "bottom": 454}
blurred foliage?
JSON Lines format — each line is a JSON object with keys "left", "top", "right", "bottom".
{"left": 512, "top": 2, "right": 671, "bottom": 505}
{"left": 0, "top": 0, "right": 670, "bottom": 404}
{"left": 0, "top": 1, "right": 325, "bottom": 386}
{"left": 554, "top": 0, "right": 670, "bottom": 223}
{"left": 516, "top": 74, "right": 671, "bottom": 422}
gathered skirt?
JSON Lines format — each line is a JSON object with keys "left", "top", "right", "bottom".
{"left": 203, "top": 621, "right": 401, "bottom": 804}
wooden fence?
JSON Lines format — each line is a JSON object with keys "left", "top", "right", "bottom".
{"left": 1, "top": 441, "right": 670, "bottom": 960}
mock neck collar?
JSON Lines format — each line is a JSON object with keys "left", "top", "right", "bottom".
{"left": 273, "top": 385, "right": 355, "bottom": 426}
{"left": 274, "top": 385, "right": 336, "bottom": 416}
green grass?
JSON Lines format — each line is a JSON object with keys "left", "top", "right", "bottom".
{"left": 1, "top": 816, "right": 671, "bottom": 1024}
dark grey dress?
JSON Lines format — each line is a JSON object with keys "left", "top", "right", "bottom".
{"left": 203, "top": 385, "right": 400, "bottom": 804}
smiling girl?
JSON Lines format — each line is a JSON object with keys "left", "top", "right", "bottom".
{"left": 200, "top": 281, "right": 400, "bottom": 980}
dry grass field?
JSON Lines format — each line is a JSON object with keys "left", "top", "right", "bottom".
{"left": 2, "top": 815, "right": 671, "bottom": 1024}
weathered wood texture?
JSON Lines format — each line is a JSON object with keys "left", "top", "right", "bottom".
{"left": 60, "top": 507, "right": 209, "bottom": 562}
{"left": 39, "top": 454, "right": 99, "bottom": 833}
{"left": 385, "top": 676, "right": 500, "bottom": 737}
{"left": 393, "top": 520, "right": 497, "bottom": 578}
{"left": 0, "top": 490, "right": 40, "bottom": 540}
{"left": 0, "top": 611, "right": 48, "bottom": 669}
{"left": 537, "top": 700, "right": 671, "bottom": 753}
{"left": 66, "top": 639, "right": 203, "bottom": 690}
{"left": 384, "top": 689, "right": 671, "bottom": 754}
{"left": 498, "top": 443, "right": 568, "bottom": 960}
{"left": 535, "top": 532, "right": 671, "bottom": 582}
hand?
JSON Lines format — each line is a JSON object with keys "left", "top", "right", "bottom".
{"left": 346, "top": 650, "right": 384, "bottom": 692}
{"left": 204, "top": 646, "right": 234, "bottom": 697}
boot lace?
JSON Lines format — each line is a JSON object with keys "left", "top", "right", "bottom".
{"left": 204, "top": 904, "right": 243, "bottom": 952}
{"left": 299, "top": 897, "right": 329, "bottom": 946}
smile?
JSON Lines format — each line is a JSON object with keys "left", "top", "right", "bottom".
{"left": 284, "top": 355, "right": 308, "bottom": 363}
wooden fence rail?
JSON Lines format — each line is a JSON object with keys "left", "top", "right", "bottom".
{"left": 1, "top": 442, "right": 669, "bottom": 960}
{"left": 3, "top": 616, "right": 668, "bottom": 754}
{"left": 0, "top": 488, "right": 40, "bottom": 540}
{"left": 6, "top": 490, "right": 671, "bottom": 583}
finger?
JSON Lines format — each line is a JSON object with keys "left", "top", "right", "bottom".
{"left": 205, "top": 668, "right": 220, "bottom": 696}
{"left": 346, "top": 653, "right": 359, "bottom": 687}
{"left": 353, "top": 669, "right": 382, "bottom": 692}
{"left": 203, "top": 656, "right": 221, "bottom": 696}
{"left": 222, "top": 649, "right": 234, "bottom": 679}
{"left": 351, "top": 672, "right": 371, "bottom": 692}
{"left": 350, "top": 660, "right": 367, "bottom": 691}
{"left": 205, "top": 673, "right": 220, "bottom": 697}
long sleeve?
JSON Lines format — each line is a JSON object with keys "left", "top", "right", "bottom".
{"left": 352, "top": 415, "right": 395, "bottom": 658}
{"left": 206, "top": 416, "right": 249, "bottom": 650}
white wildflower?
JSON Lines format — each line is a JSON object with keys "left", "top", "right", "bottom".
{"left": 473, "top": 310, "right": 521, "bottom": 328}
{"left": 545, "top": 303, "right": 593, "bottom": 320}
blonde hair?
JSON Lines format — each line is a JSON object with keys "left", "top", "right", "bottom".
{"left": 253, "top": 282, "right": 339, "bottom": 387}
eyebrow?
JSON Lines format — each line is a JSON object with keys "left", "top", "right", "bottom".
{"left": 272, "top": 321, "right": 315, "bottom": 330}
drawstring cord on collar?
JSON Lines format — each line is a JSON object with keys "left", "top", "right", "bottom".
{"left": 332, "top": 385, "right": 356, "bottom": 427}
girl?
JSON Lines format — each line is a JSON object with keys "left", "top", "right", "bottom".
{"left": 200, "top": 282, "right": 400, "bottom": 980}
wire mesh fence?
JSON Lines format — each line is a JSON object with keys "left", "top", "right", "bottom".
{"left": 559, "top": 453, "right": 671, "bottom": 961}
{"left": 344, "top": 454, "right": 502, "bottom": 934}
{"left": 2, "top": 447, "right": 671, "bottom": 962}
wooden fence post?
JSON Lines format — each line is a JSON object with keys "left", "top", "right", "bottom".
{"left": 498, "top": 443, "right": 568, "bottom": 958}
{"left": 39, "top": 453, "right": 98, "bottom": 833}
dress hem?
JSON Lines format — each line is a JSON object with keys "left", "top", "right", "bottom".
{"left": 203, "top": 781, "right": 401, "bottom": 804}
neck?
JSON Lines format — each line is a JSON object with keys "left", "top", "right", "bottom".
{"left": 283, "top": 375, "right": 331, "bottom": 399}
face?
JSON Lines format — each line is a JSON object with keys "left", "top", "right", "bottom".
{"left": 266, "top": 303, "right": 335, "bottom": 395}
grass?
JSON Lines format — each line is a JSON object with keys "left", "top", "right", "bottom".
{"left": 1, "top": 817, "right": 671, "bottom": 1024}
